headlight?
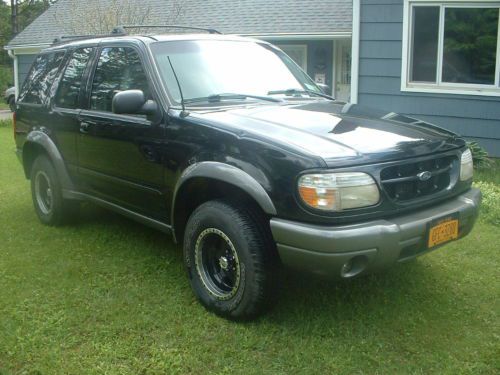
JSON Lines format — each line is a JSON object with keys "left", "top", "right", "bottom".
{"left": 298, "top": 172, "right": 380, "bottom": 211}
{"left": 460, "top": 149, "right": 473, "bottom": 181}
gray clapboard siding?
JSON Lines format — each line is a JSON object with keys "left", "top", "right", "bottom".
{"left": 361, "top": 4, "right": 404, "bottom": 22}
{"left": 18, "top": 54, "right": 37, "bottom": 88}
{"left": 360, "top": 41, "right": 402, "bottom": 59}
{"left": 358, "top": 0, "right": 500, "bottom": 156}
{"left": 358, "top": 93, "right": 500, "bottom": 123}
{"left": 361, "top": 23, "right": 403, "bottom": 41}
{"left": 359, "top": 58, "right": 402, "bottom": 77}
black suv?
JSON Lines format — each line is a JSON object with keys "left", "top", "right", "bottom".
{"left": 14, "top": 30, "right": 481, "bottom": 320}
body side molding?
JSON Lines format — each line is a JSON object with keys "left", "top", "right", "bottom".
{"left": 64, "top": 191, "right": 173, "bottom": 234}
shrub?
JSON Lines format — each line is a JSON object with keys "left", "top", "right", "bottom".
{"left": 0, "top": 119, "right": 12, "bottom": 128}
{"left": 467, "top": 141, "right": 492, "bottom": 169}
{"left": 473, "top": 180, "right": 500, "bottom": 226}
{"left": 0, "top": 65, "right": 13, "bottom": 91}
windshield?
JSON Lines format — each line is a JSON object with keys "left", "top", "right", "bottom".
{"left": 150, "top": 40, "right": 321, "bottom": 105}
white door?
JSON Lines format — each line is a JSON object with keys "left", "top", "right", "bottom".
{"left": 335, "top": 40, "right": 351, "bottom": 102}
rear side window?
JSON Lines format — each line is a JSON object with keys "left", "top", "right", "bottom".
{"left": 18, "top": 52, "right": 65, "bottom": 105}
{"left": 90, "top": 47, "right": 151, "bottom": 112}
{"left": 55, "top": 48, "right": 92, "bottom": 109}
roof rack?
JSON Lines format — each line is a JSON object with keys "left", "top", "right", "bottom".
{"left": 113, "top": 25, "right": 222, "bottom": 35}
{"left": 51, "top": 24, "right": 222, "bottom": 46}
{"left": 52, "top": 28, "right": 125, "bottom": 45}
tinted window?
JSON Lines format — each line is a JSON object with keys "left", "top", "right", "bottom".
{"left": 19, "top": 52, "right": 65, "bottom": 105}
{"left": 90, "top": 47, "right": 150, "bottom": 112}
{"left": 55, "top": 48, "right": 92, "bottom": 109}
{"left": 410, "top": 6, "right": 440, "bottom": 82}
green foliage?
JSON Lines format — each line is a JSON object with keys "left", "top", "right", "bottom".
{"left": 0, "top": 1, "right": 54, "bottom": 65}
{"left": 474, "top": 181, "right": 500, "bottom": 226}
{"left": 0, "top": 2, "right": 11, "bottom": 66}
{"left": 443, "top": 8, "right": 498, "bottom": 81}
{"left": 474, "top": 158, "right": 500, "bottom": 186}
{"left": 0, "top": 65, "right": 14, "bottom": 91}
{"left": 0, "top": 119, "right": 13, "bottom": 127}
{"left": 467, "top": 141, "right": 492, "bottom": 169}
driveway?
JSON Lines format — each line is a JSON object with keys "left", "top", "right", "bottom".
{"left": 0, "top": 110, "right": 12, "bottom": 121}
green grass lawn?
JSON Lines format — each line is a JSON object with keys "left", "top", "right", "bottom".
{"left": 0, "top": 102, "right": 9, "bottom": 111}
{"left": 0, "top": 121, "right": 498, "bottom": 374}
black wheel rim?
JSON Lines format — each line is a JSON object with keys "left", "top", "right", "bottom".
{"left": 194, "top": 228, "right": 241, "bottom": 300}
{"left": 35, "top": 171, "right": 53, "bottom": 215}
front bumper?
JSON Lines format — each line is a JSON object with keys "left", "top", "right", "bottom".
{"left": 270, "top": 188, "right": 481, "bottom": 278}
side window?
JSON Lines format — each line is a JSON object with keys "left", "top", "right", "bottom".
{"left": 90, "top": 47, "right": 151, "bottom": 112}
{"left": 18, "top": 52, "right": 65, "bottom": 105}
{"left": 55, "top": 48, "right": 92, "bottom": 109}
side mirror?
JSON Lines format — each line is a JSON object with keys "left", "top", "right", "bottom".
{"left": 317, "top": 83, "right": 331, "bottom": 95}
{"left": 112, "top": 90, "right": 161, "bottom": 122}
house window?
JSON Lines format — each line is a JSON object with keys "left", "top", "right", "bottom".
{"left": 403, "top": 1, "right": 500, "bottom": 96}
{"left": 276, "top": 45, "right": 308, "bottom": 71}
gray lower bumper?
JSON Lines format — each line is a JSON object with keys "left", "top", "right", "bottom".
{"left": 271, "top": 188, "right": 481, "bottom": 278}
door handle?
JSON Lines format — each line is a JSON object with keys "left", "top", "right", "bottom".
{"left": 140, "top": 145, "right": 157, "bottom": 162}
{"left": 80, "top": 121, "right": 92, "bottom": 134}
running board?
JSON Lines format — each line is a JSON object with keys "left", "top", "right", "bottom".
{"left": 63, "top": 190, "right": 173, "bottom": 235}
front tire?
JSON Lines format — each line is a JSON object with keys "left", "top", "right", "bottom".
{"left": 184, "top": 200, "right": 278, "bottom": 320}
{"left": 30, "top": 155, "right": 78, "bottom": 226}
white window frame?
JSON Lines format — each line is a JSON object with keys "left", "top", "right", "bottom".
{"left": 401, "top": 0, "right": 500, "bottom": 97}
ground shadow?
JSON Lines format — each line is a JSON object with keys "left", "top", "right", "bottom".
{"left": 72, "top": 203, "right": 461, "bottom": 331}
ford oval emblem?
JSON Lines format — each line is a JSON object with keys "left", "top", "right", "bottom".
{"left": 417, "top": 171, "right": 432, "bottom": 181}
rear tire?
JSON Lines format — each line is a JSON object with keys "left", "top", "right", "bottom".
{"left": 183, "top": 199, "right": 278, "bottom": 320}
{"left": 30, "top": 155, "right": 78, "bottom": 226}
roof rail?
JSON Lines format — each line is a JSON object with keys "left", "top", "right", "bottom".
{"left": 52, "top": 28, "right": 125, "bottom": 45}
{"left": 113, "top": 25, "right": 222, "bottom": 35}
{"left": 51, "top": 25, "right": 221, "bottom": 46}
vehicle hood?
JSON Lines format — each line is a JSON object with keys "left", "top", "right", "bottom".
{"left": 191, "top": 101, "right": 466, "bottom": 166}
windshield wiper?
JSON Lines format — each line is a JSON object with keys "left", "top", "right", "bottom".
{"left": 267, "top": 88, "right": 335, "bottom": 101}
{"left": 184, "top": 93, "right": 283, "bottom": 104}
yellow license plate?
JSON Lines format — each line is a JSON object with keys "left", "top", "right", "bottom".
{"left": 428, "top": 217, "right": 459, "bottom": 248}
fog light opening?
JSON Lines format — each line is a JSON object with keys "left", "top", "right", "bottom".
{"left": 340, "top": 255, "right": 369, "bottom": 278}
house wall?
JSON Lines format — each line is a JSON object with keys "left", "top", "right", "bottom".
{"left": 269, "top": 40, "right": 334, "bottom": 93}
{"left": 17, "top": 54, "right": 37, "bottom": 89}
{"left": 358, "top": 0, "right": 500, "bottom": 156}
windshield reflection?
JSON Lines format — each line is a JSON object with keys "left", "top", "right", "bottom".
{"left": 150, "top": 40, "right": 321, "bottom": 105}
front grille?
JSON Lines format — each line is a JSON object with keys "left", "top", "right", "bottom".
{"left": 380, "top": 155, "right": 456, "bottom": 202}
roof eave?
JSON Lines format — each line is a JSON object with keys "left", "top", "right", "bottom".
{"left": 239, "top": 32, "right": 352, "bottom": 40}
{"left": 4, "top": 43, "right": 52, "bottom": 53}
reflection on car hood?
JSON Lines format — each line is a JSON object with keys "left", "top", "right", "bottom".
{"left": 192, "top": 101, "right": 465, "bottom": 165}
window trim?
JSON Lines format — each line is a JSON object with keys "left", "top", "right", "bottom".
{"left": 401, "top": 0, "right": 500, "bottom": 97}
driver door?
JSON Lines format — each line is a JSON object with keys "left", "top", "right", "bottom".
{"left": 77, "top": 45, "right": 167, "bottom": 220}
